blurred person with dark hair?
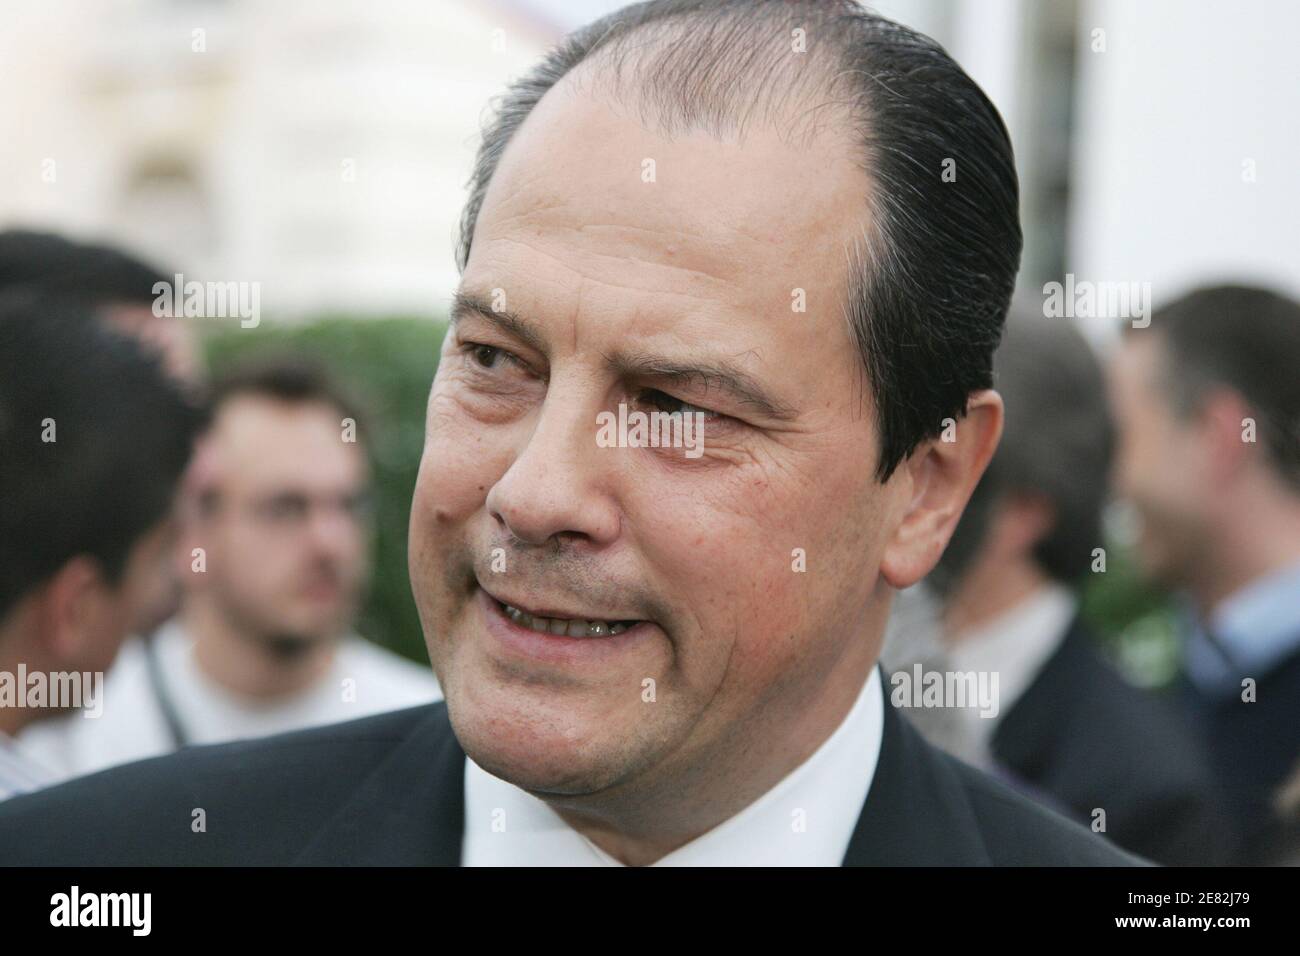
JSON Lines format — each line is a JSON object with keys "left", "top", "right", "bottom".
{"left": 0, "top": 230, "right": 204, "bottom": 637}
{"left": 1109, "top": 284, "right": 1300, "bottom": 863}
{"left": 16, "top": 358, "right": 441, "bottom": 780}
{"left": 885, "top": 308, "right": 1233, "bottom": 865}
{"left": 0, "top": 229, "right": 200, "bottom": 385}
{"left": 0, "top": 295, "right": 202, "bottom": 800}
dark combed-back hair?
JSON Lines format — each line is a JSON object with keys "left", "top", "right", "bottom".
{"left": 1138, "top": 284, "right": 1300, "bottom": 491}
{"left": 456, "top": 0, "right": 1022, "bottom": 480}
{"left": 0, "top": 294, "right": 205, "bottom": 620}
{"left": 0, "top": 229, "right": 170, "bottom": 307}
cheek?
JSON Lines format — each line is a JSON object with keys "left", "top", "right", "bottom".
{"left": 221, "top": 529, "right": 289, "bottom": 592}
{"left": 629, "top": 456, "right": 874, "bottom": 686}
{"left": 420, "top": 391, "right": 512, "bottom": 519}
{"left": 1117, "top": 418, "right": 1163, "bottom": 489}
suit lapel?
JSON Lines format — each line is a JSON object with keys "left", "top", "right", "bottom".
{"left": 293, "top": 702, "right": 465, "bottom": 865}
{"left": 292, "top": 673, "right": 1002, "bottom": 866}
{"left": 990, "top": 616, "right": 1084, "bottom": 777}
{"left": 841, "top": 668, "right": 993, "bottom": 865}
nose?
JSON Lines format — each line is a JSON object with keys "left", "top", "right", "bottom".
{"left": 306, "top": 496, "right": 362, "bottom": 558}
{"left": 486, "top": 383, "right": 620, "bottom": 548}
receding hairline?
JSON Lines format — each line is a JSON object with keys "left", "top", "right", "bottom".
{"left": 553, "top": 11, "right": 866, "bottom": 151}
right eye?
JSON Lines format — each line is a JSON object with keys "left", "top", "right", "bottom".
{"left": 461, "top": 342, "right": 524, "bottom": 372}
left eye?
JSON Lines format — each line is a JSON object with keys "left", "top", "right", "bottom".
{"left": 637, "top": 389, "right": 720, "bottom": 420}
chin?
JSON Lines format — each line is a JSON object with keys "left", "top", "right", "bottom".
{"left": 444, "top": 675, "right": 643, "bottom": 796}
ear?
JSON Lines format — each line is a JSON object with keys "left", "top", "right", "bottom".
{"left": 35, "top": 556, "right": 116, "bottom": 664}
{"left": 1196, "top": 387, "right": 1255, "bottom": 483}
{"left": 880, "top": 390, "right": 1004, "bottom": 590}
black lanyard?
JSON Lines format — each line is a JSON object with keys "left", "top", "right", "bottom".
{"left": 141, "top": 630, "right": 191, "bottom": 749}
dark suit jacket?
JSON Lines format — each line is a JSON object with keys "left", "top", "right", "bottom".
{"left": 990, "top": 617, "right": 1235, "bottom": 866}
{"left": 0, "top": 673, "right": 1142, "bottom": 866}
{"left": 1178, "top": 639, "right": 1300, "bottom": 863}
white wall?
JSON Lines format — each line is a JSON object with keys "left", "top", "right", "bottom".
{"left": 1069, "top": 0, "right": 1300, "bottom": 342}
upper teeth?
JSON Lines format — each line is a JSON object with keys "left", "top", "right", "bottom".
{"left": 501, "top": 602, "right": 633, "bottom": 638}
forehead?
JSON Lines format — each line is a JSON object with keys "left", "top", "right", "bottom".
{"left": 209, "top": 395, "right": 365, "bottom": 488}
{"left": 467, "top": 79, "right": 871, "bottom": 327}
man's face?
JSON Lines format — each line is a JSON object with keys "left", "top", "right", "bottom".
{"left": 1109, "top": 334, "right": 1212, "bottom": 587}
{"left": 409, "top": 81, "right": 911, "bottom": 798}
{"left": 189, "top": 396, "right": 371, "bottom": 646}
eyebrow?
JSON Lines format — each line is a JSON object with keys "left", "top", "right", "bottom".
{"left": 605, "top": 351, "right": 799, "bottom": 421}
{"left": 449, "top": 289, "right": 799, "bottom": 422}
{"left": 450, "top": 290, "right": 547, "bottom": 353}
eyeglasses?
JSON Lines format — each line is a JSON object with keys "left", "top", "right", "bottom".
{"left": 235, "top": 490, "right": 375, "bottom": 530}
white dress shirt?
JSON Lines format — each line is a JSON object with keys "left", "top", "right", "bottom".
{"left": 1183, "top": 557, "right": 1300, "bottom": 698}
{"left": 15, "top": 618, "right": 442, "bottom": 783}
{"left": 946, "top": 582, "right": 1078, "bottom": 767}
{"left": 462, "top": 666, "right": 884, "bottom": 866}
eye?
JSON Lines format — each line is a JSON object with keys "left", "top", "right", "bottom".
{"left": 468, "top": 343, "right": 512, "bottom": 369}
{"left": 457, "top": 341, "right": 534, "bottom": 378}
{"left": 636, "top": 388, "right": 722, "bottom": 421}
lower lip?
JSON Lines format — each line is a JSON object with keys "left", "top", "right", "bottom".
{"left": 475, "top": 586, "right": 655, "bottom": 666}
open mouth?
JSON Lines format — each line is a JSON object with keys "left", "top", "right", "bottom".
{"left": 482, "top": 589, "right": 643, "bottom": 639}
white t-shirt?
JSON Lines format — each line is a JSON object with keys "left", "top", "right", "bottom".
{"left": 15, "top": 619, "right": 442, "bottom": 784}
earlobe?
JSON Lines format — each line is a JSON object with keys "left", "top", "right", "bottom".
{"left": 879, "top": 390, "right": 1004, "bottom": 590}
{"left": 1201, "top": 388, "right": 1254, "bottom": 480}
{"left": 43, "top": 557, "right": 109, "bottom": 662}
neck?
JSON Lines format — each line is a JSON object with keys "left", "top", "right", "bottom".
{"left": 545, "top": 602, "right": 885, "bottom": 866}
{"left": 0, "top": 613, "right": 49, "bottom": 736}
{"left": 182, "top": 600, "right": 337, "bottom": 701}
{"left": 1191, "top": 491, "right": 1300, "bottom": 616}
{"left": 943, "top": 557, "right": 1049, "bottom": 643}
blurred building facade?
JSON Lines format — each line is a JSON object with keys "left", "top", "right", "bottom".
{"left": 1, "top": 0, "right": 1295, "bottom": 323}
{"left": 0, "top": 0, "right": 558, "bottom": 317}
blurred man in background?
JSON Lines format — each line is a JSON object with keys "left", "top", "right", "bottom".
{"left": 884, "top": 308, "right": 1232, "bottom": 864}
{"left": 17, "top": 358, "right": 441, "bottom": 779}
{"left": 1109, "top": 284, "right": 1300, "bottom": 864}
{"left": 0, "top": 295, "right": 202, "bottom": 800}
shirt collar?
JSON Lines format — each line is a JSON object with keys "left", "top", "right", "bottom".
{"left": 462, "top": 666, "right": 884, "bottom": 866}
{"left": 1184, "top": 558, "right": 1300, "bottom": 695}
